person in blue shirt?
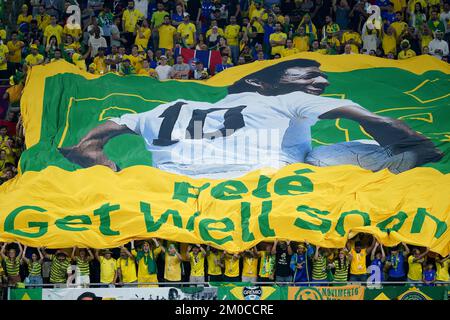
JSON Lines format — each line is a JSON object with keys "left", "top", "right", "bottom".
{"left": 263, "top": 15, "right": 275, "bottom": 56}
{"left": 376, "top": 0, "right": 391, "bottom": 13}
{"left": 423, "top": 263, "right": 436, "bottom": 286}
{"left": 382, "top": 4, "right": 397, "bottom": 27}
{"left": 385, "top": 243, "right": 410, "bottom": 284}
{"left": 290, "top": 242, "right": 314, "bottom": 286}
{"left": 215, "top": 54, "right": 233, "bottom": 74}
{"left": 370, "top": 241, "right": 386, "bottom": 284}
{"left": 252, "top": 43, "right": 270, "bottom": 60}
{"left": 171, "top": 3, "right": 185, "bottom": 26}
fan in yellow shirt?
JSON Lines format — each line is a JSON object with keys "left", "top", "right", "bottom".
{"left": 206, "top": 246, "right": 223, "bottom": 282}
{"left": 71, "top": 52, "right": 87, "bottom": 71}
{"left": 25, "top": 45, "right": 44, "bottom": 66}
{"left": 224, "top": 17, "right": 241, "bottom": 46}
{"left": 63, "top": 24, "right": 82, "bottom": 42}
{"left": 124, "top": 45, "right": 146, "bottom": 72}
{"left": 116, "top": 246, "right": 137, "bottom": 285}
{"left": 420, "top": 26, "right": 433, "bottom": 49}
{"left": 269, "top": 23, "right": 287, "bottom": 56}
{"left": 0, "top": 41, "right": 8, "bottom": 73}
{"left": 162, "top": 242, "right": 183, "bottom": 282}
{"left": 241, "top": 247, "right": 259, "bottom": 283}
{"left": 7, "top": 32, "right": 25, "bottom": 65}
{"left": 36, "top": 6, "right": 51, "bottom": 31}
{"left": 122, "top": 6, "right": 144, "bottom": 33}
{"left": 249, "top": 1, "right": 268, "bottom": 22}
{"left": 382, "top": 26, "right": 398, "bottom": 55}
{"left": 177, "top": 14, "right": 197, "bottom": 48}
{"left": 293, "top": 26, "right": 312, "bottom": 52}
{"left": 159, "top": 16, "right": 177, "bottom": 50}
{"left": 436, "top": 255, "right": 450, "bottom": 283}
{"left": 93, "top": 48, "right": 108, "bottom": 74}
{"left": 341, "top": 30, "right": 362, "bottom": 54}
{"left": 206, "top": 20, "right": 225, "bottom": 38}
{"left": 131, "top": 239, "right": 162, "bottom": 287}
{"left": 135, "top": 20, "right": 152, "bottom": 50}
{"left": 223, "top": 252, "right": 241, "bottom": 281}
{"left": 398, "top": 40, "right": 417, "bottom": 59}
{"left": 95, "top": 249, "right": 117, "bottom": 285}
{"left": 44, "top": 16, "right": 64, "bottom": 46}
{"left": 138, "top": 60, "right": 158, "bottom": 78}
{"left": 185, "top": 244, "right": 207, "bottom": 283}
{"left": 88, "top": 63, "right": 96, "bottom": 74}
{"left": 407, "top": 248, "right": 429, "bottom": 281}
{"left": 281, "top": 39, "right": 300, "bottom": 57}
{"left": 391, "top": 12, "right": 408, "bottom": 40}
{"left": 390, "top": 0, "right": 406, "bottom": 13}
{"left": 408, "top": 0, "right": 427, "bottom": 13}
{"left": 298, "top": 14, "right": 318, "bottom": 40}
{"left": 17, "top": 5, "right": 32, "bottom": 25}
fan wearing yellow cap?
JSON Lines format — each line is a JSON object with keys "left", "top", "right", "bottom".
{"left": 17, "top": 4, "right": 32, "bottom": 25}
{"left": 25, "top": 44, "right": 44, "bottom": 66}
{"left": 398, "top": 39, "right": 417, "bottom": 59}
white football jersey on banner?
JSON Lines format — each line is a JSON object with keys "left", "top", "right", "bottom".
{"left": 110, "top": 91, "right": 361, "bottom": 178}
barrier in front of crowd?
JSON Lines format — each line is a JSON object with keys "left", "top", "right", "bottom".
{"left": 4, "top": 282, "right": 450, "bottom": 300}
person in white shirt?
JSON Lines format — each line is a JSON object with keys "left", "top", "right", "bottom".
{"left": 440, "top": 3, "right": 450, "bottom": 36}
{"left": 59, "top": 59, "right": 443, "bottom": 178}
{"left": 155, "top": 55, "right": 173, "bottom": 80}
{"left": 361, "top": 22, "right": 379, "bottom": 54}
{"left": 428, "top": 30, "right": 449, "bottom": 60}
{"left": 88, "top": 27, "right": 107, "bottom": 58}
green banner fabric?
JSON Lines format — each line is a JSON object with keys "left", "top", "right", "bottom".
{"left": 8, "top": 288, "right": 43, "bottom": 300}
{"left": 364, "top": 286, "right": 448, "bottom": 300}
{"left": 20, "top": 68, "right": 450, "bottom": 174}
{"left": 217, "top": 285, "right": 286, "bottom": 300}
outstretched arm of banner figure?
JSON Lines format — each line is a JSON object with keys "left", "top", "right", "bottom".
{"left": 59, "top": 121, "right": 136, "bottom": 171}
{"left": 319, "top": 105, "right": 444, "bottom": 166}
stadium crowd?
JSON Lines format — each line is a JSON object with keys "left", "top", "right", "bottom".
{"left": 0, "top": 0, "right": 449, "bottom": 184}
{"left": 0, "top": 0, "right": 449, "bottom": 296}
{"left": 0, "top": 235, "right": 449, "bottom": 290}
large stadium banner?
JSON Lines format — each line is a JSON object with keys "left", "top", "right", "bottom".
{"left": 288, "top": 285, "right": 365, "bottom": 300}
{"left": 0, "top": 53, "right": 449, "bottom": 253}
{"left": 9, "top": 287, "right": 218, "bottom": 300}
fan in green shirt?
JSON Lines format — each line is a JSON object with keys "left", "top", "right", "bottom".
{"left": 151, "top": 3, "right": 169, "bottom": 29}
